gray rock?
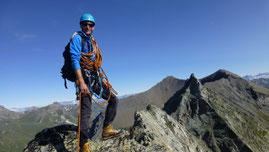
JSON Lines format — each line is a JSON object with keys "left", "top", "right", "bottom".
{"left": 89, "top": 111, "right": 105, "bottom": 141}
{"left": 131, "top": 104, "right": 208, "bottom": 152}
{"left": 164, "top": 74, "right": 251, "bottom": 152}
{"left": 164, "top": 71, "right": 269, "bottom": 152}
{"left": 23, "top": 105, "right": 208, "bottom": 152}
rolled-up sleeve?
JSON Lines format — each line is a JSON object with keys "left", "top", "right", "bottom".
{"left": 69, "top": 34, "right": 82, "bottom": 71}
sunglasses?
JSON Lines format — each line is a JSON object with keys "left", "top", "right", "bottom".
{"left": 81, "top": 22, "right": 94, "bottom": 27}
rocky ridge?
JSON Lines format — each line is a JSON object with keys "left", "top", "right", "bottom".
{"left": 23, "top": 105, "right": 207, "bottom": 152}
{"left": 201, "top": 70, "right": 269, "bottom": 152}
{"left": 113, "top": 76, "right": 185, "bottom": 128}
{"left": 164, "top": 73, "right": 252, "bottom": 151}
{"left": 163, "top": 69, "right": 269, "bottom": 152}
{"left": 0, "top": 76, "right": 183, "bottom": 152}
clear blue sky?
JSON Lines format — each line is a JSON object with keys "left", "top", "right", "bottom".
{"left": 0, "top": 0, "right": 268, "bottom": 109}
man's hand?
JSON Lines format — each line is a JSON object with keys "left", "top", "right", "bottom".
{"left": 75, "top": 69, "right": 89, "bottom": 93}
{"left": 80, "top": 81, "right": 89, "bottom": 93}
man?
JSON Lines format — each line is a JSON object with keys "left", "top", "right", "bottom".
{"left": 70, "top": 13, "right": 123, "bottom": 152}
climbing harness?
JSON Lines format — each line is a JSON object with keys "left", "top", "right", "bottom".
{"left": 77, "top": 35, "right": 118, "bottom": 106}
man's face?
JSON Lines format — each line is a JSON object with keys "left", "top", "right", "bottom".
{"left": 80, "top": 21, "right": 95, "bottom": 35}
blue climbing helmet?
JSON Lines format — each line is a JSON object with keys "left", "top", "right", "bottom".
{"left": 80, "top": 13, "right": 95, "bottom": 25}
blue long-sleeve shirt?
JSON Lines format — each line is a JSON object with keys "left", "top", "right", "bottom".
{"left": 69, "top": 31, "right": 93, "bottom": 71}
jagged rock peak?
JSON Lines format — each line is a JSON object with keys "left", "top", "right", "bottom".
{"left": 162, "top": 74, "right": 203, "bottom": 115}
{"left": 201, "top": 69, "right": 241, "bottom": 84}
{"left": 182, "top": 73, "right": 203, "bottom": 96}
{"left": 189, "top": 73, "right": 200, "bottom": 83}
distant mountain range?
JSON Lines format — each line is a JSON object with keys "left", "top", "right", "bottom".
{"left": 0, "top": 106, "right": 21, "bottom": 120}
{"left": 0, "top": 95, "right": 132, "bottom": 152}
{"left": 243, "top": 72, "right": 269, "bottom": 89}
{"left": 6, "top": 101, "right": 78, "bottom": 113}
{"left": 6, "top": 95, "right": 132, "bottom": 113}
{"left": 0, "top": 101, "right": 103, "bottom": 152}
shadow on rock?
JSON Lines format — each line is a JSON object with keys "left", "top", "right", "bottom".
{"left": 23, "top": 125, "right": 78, "bottom": 152}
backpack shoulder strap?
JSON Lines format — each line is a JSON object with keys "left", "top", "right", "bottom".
{"left": 79, "top": 33, "right": 88, "bottom": 51}
{"left": 70, "top": 31, "right": 80, "bottom": 42}
{"left": 69, "top": 31, "right": 88, "bottom": 51}
{"left": 78, "top": 32, "right": 91, "bottom": 52}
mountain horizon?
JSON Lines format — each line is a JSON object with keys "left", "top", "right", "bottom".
{"left": 2, "top": 71, "right": 268, "bottom": 110}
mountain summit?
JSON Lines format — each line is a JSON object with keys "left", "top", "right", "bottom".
{"left": 164, "top": 74, "right": 252, "bottom": 151}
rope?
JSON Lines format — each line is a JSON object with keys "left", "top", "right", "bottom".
{"left": 87, "top": 89, "right": 111, "bottom": 106}
{"left": 78, "top": 35, "right": 118, "bottom": 106}
{"left": 77, "top": 91, "right": 82, "bottom": 152}
{"left": 75, "top": 34, "right": 116, "bottom": 151}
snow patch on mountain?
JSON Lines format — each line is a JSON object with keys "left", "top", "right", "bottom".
{"left": 58, "top": 100, "right": 78, "bottom": 105}
{"left": 243, "top": 72, "right": 269, "bottom": 80}
{"left": 9, "top": 106, "right": 38, "bottom": 113}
